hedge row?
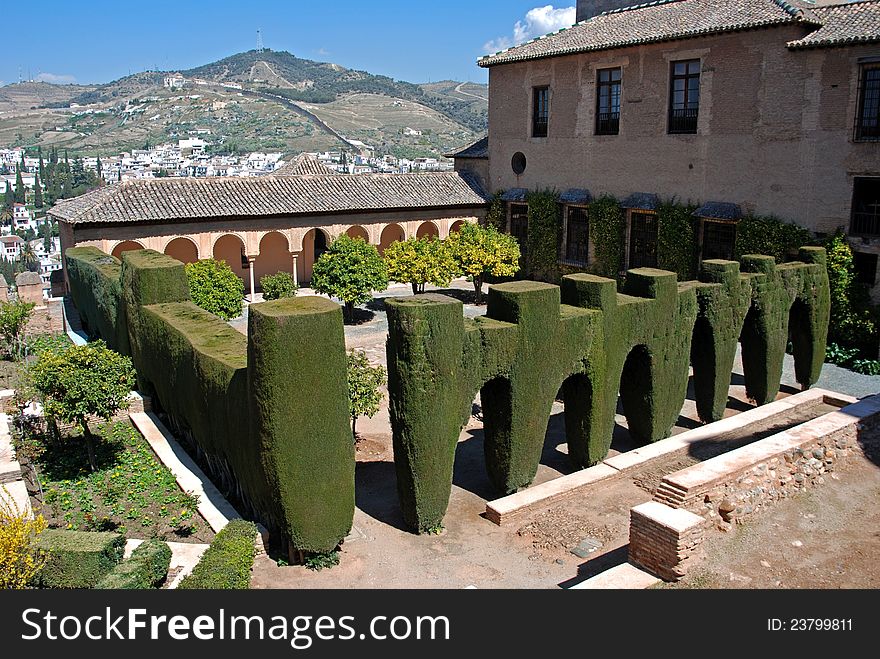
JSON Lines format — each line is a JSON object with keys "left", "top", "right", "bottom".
{"left": 36, "top": 530, "right": 125, "bottom": 589}
{"left": 65, "top": 247, "right": 354, "bottom": 556}
{"left": 95, "top": 539, "right": 171, "bottom": 589}
{"left": 387, "top": 251, "right": 830, "bottom": 533}
{"left": 178, "top": 520, "right": 257, "bottom": 589}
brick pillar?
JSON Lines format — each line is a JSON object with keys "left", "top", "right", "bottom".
{"left": 629, "top": 501, "right": 707, "bottom": 582}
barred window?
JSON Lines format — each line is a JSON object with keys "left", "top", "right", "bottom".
{"left": 596, "top": 68, "right": 621, "bottom": 135}
{"left": 509, "top": 204, "right": 529, "bottom": 258}
{"left": 533, "top": 86, "right": 549, "bottom": 138}
{"left": 669, "top": 59, "right": 700, "bottom": 134}
{"left": 563, "top": 206, "right": 590, "bottom": 266}
{"left": 702, "top": 220, "right": 736, "bottom": 261}
{"left": 855, "top": 64, "right": 880, "bottom": 141}
{"left": 851, "top": 177, "right": 880, "bottom": 237}
{"left": 629, "top": 211, "right": 658, "bottom": 268}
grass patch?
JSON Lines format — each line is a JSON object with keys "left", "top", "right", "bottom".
{"left": 21, "top": 420, "right": 211, "bottom": 542}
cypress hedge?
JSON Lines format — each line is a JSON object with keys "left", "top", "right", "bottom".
{"left": 387, "top": 252, "right": 830, "bottom": 534}
{"left": 65, "top": 248, "right": 354, "bottom": 556}
{"left": 64, "top": 247, "right": 129, "bottom": 353}
{"left": 36, "top": 530, "right": 125, "bottom": 589}
{"left": 94, "top": 539, "right": 171, "bottom": 589}
{"left": 178, "top": 520, "right": 257, "bottom": 589}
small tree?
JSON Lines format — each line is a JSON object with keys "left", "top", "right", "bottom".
{"left": 29, "top": 341, "right": 136, "bottom": 471}
{"left": 0, "top": 487, "right": 48, "bottom": 589}
{"left": 446, "top": 222, "right": 521, "bottom": 303}
{"left": 0, "top": 300, "right": 35, "bottom": 361}
{"left": 383, "top": 236, "right": 457, "bottom": 294}
{"left": 260, "top": 271, "right": 299, "bottom": 300}
{"left": 347, "top": 349, "right": 386, "bottom": 439}
{"left": 185, "top": 259, "right": 245, "bottom": 320}
{"left": 311, "top": 235, "right": 388, "bottom": 323}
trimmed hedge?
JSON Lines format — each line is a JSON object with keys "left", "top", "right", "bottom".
{"left": 65, "top": 248, "right": 355, "bottom": 556}
{"left": 387, "top": 251, "right": 831, "bottom": 534}
{"left": 36, "top": 530, "right": 125, "bottom": 588}
{"left": 95, "top": 539, "right": 172, "bottom": 589}
{"left": 178, "top": 520, "right": 257, "bottom": 589}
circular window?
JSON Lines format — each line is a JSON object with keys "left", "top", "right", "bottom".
{"left": 511, "top": 152, "right": 527, "bottom": 176}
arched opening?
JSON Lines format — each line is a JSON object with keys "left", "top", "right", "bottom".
{"left": 450, "top": 220, "right": 466, "bottom": 234}
{"left": 164, "top": 237, "right": 199, "bottom": 265}
{"left": 253, "top": 231, "right": 291, "bottom": 288}
{"left": 416, "top": 222, "right": 439, "bottom": 240}
{"left": 561, "top": 372, "right": 595, "bottom": 468}
{"left": 690, "top": 315, "right": 721, "bottom": 423}
{"left": 619, "top": 345, "right": 654, "bottom": 445}
{"left": 788, "top": 298, "right": 815, "bottom": 387}
{"left": 213, "top": 234, "right": 247, "bottom": 280}
{"left": 379, "top": 224, "right": 405, "bottom": 255}
{"left": 300, "top": 229, "right": 330, "bottom": 284}
{"left": 111, "top": 240, "right": 144, "bottom": 259}
{"left": 346, "top": 225, "right": 369, "bottom": 242}
{"left": 480, "top": 376, "right": 514, "bottom": 494}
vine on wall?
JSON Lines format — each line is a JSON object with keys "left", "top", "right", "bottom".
{"left": 486, "top": 191, "right": 506, "bottom": 230}
{"left": 587, "top": 196, "right": 626, "bottom": 278}
{"left": 734, "top": 214, "right": 813, "bottom": 263}
{"left": 656, "top": 201, "right": 699, "bottom": 280}
{"left": 525, "top": 190, "right": 562, "bottom": 282}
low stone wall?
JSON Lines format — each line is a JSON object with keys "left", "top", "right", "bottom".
{"left": 654, "top": 394, "right": 880, "bottom": 528}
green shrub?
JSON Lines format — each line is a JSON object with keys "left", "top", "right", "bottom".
{"left": 383, "top": 237, "right": 456, "bottom": 294}
{"left": 0, "top": 300, "right": 36, "bottom": 360}
{"left": 311, "top": 235, "right": 388, "bottom": 323}
{"left": 486, "top": 191, "right": 506, "bottom": 230}
{"left": 735, "top": 214, "right": 813, "bottom": 263}
{"left": 657, "top": 201, "right": 698, "bottom": 280}
{"left": 525, "top": 190, "right": 562, "bottom": 282}
{"left": 95, "top": 539, "right": 172, "bottom": 589}
{"left": 347, "top": 349, "right": 386, "bottom": 437}
{"left": 185, "top": 258, "right": 244, "bottom": 320}
{"left": 178, "top": 520, "right": 257, "bottom": 589}
{"left": 36, "top": 530, "right": 125, "bottom": 588}
{"left": 304, "top": 549, "right": 340, "bottom": 571}
{"left": 824, "top": 230, "right": 878, "bottom": 356}
{"left": 446, "top": 222, "right": 520, "bottom": 303}
{"left": 260, "top": 272, "right": 299, "bottom": 300}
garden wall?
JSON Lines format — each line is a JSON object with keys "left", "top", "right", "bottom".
{"left": 65, "top": 247, "right": 353, "bottom": 556}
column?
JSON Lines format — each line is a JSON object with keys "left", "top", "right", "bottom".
{"left": 291, "top": 252, "right": 299, "bottom": 286}
{"left": 248, "top": 256, "right": 256, "bottom": 302}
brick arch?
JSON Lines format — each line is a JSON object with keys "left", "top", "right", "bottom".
{"left": 111, "top": 240, "right": 145, "bottom": 259}
{"left": 346, "top": 225, "right": 370, "bottom": 242}
{"left": 254, "top": 231, "right": 292, "bottom": 286}
{"left": 449, "top": 220, "right": 467, "bottom": 234}
{"left": 163, "top": 236, "right": 199, "bottom": 264}
{"left": 379, "top": 223, "right": 406, "bottom": 255}
{"left": 299, "top": 228, "right": 332, "bottom": 283}
{"left": 416, "top": 221, "right": 440, "bottom": 240}
{"left": 212, "top": 233, "right": 247, "bottom": 279}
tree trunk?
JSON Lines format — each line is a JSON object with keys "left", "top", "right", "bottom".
{"left": 344, "top": 302, "right": 354, "bottom": 324}
{"left": 474, "top": 278, "right": 484, "bottom": 305}
{"left": 83, "top": 422, "right": 97, "bottom": 472}
{"left": 351, "top": 416, "right": 358, "bottom": 442}
{"left": 411, "top": 283, "right": 419, "bottom": 296}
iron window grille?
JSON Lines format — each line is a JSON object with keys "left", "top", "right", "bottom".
{"left": 851, "top": 177, "right": 880, "bottom": 236}
{"left": 596, "top": 68, "right": 621, "bottom": 135}
{"left": 562, "top": 206, "right": 590, "bottom": 266}
{"left": 533, "top": 86, "right": 549, "bottom": 138}
{"left": 629, "top": 211, "right": 659, "bottom": 268}
{"left": 669, "top": 60, "right": 700, "bottom": 134}
{"left": 509, "top": 204, "right": 529, "bottom": 260}
{"left": 701, "top": 220, "right": 737, "bottom": 261}
{"left": 855, "top": 64, "right": 880, "bottom": 141}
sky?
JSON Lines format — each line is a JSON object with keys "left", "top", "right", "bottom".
{"left": 0, "top": 1, "right": 577, "bottom": 88}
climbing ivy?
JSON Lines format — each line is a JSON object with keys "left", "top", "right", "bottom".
{"left": 735, "top": 214, "right": 813, "bottom": 263}
{"left": 525, "top": 190, "right": 562, "bottom": 282}
{"left": 486, "top": 190, "right": 506, "bottom": 230}
{"left": 657, "top": 201, "right": 699, "bottom": 280}
{"left": 588, "top": 196, "right": 626, "bottom": 278}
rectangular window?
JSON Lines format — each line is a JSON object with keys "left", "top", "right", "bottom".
{"left": 509, "top": 204, "right": 529, "bottom": 257}
{"left": 669, "top": 59, "right": 700, "bottom": 134}
{"left": 596, "top": 68, "right": 621, "bottom": 135}
{"left": 702, "top": 220, "right": 737, "bottom": 261}
{"left": 532, "top": 86, "right": 549, "bottom": 138}
{"left": 851, "top": 177, "right": 880, "bottom": 236}
{"left": 855, "top": 64, "right": 880, "bottom": 141}
{"left": 629, "top": 211, "right": 659, "bottom": 268}
{"left": 563, "top": 206, "right": 590, "bottom": 266}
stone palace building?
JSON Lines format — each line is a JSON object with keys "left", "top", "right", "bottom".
{"left": 460, "top": 0, "right": 880, "bottom": 294}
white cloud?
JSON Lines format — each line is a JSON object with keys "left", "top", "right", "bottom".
{"left": 484, "top": 5, "right": 576, "bottom": 53}
{"left": 316, "top": 48, "right": 331, "bottom": 57}
{"left": 35, "top": 72, "right": 77, "bottom": 84}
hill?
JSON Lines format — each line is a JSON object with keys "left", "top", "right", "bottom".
{"left": 0, "top": 50, "right": 487, "bottom": 159}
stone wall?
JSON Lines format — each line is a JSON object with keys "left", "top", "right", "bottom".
{"left": 628, "top": 501, "right": 706, "bottom": 582}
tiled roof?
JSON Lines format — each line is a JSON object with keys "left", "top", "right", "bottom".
{"left": 694, "top": 201, "right": 743, "bottom": 220}
{"left": 479, "top": 0, "right": 823, "bottom": 67}
{"left": 445, "top": 136, "right": 489, "bottom": 159}
{"left": 270, "top": 153, "right": 339, "bottom": 176}
{"left": 621, "top": 192, "right": 661, "bottom": 210}
{"left": 500, "top": 188, "right": 529, "bottom": 202}
{"left": 559, "top": 188, "right": 593, "bottom": 204}
{"left": 788, "top": 1, "right": 880, "bottom": 48}
{"left": 49, "top": 172, "right": 488, "bottom": 225}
